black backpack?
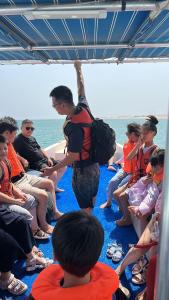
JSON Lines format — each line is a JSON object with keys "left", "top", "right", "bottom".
{"left": 89, "top": 118, "right": 116, "bottom": 164}
{"left": 77, "top": 109, "right": 116, "bottom": 165}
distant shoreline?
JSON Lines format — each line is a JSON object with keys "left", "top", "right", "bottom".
{"left": 103, "top": 115, "right": 168, "bottom": 120}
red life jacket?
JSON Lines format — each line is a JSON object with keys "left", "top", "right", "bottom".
{"left": 0, "top": 160, "right": 13, "bottom": 196}
{"left": 64, "top": 108, "right": 93, "bottom": 161}
{"left": 132, "top": 144, "right": 157, "bottom": 183}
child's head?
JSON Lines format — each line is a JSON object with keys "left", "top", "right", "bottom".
{"left": 0, "top": 135, "right": 8, "bottom": 161}
{"left": 52, "top": 211, "right": 104, "bottom": 277}
{"left": 150, "top": 149, "right": 165, "bottom": 174}
{"left": 126, "top": 123, "right": 141, "bottom": 142}
{"left": 0, "top": 117, "right": 18, "bottom": 143}
{"left": 141, "top": 115, "right": 158, "bottom": 143}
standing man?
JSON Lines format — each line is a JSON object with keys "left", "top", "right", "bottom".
{"left": 43, "top": 61, "right": 100, "bottom": 213}
{"left": 14, "top": 119, "right": 66, "bottom": 193}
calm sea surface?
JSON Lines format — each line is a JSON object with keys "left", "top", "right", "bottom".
{"left": 17, "top": 118, "right": 167, "bottom": 149}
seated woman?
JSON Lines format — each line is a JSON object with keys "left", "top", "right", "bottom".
{"left": 0, "top": 207, "right": 53, "bottom": 296}
{"left": 116, "top": 192, "right": 162, "bottom": 279}
{"left": 114, "top": 115, "right": 158, "bottom": 226}
{"left": 14, "top": 119, "right": 66, "bottom": 192}
{"left": 100, "top": 123, "right": 141, "bottom": 209}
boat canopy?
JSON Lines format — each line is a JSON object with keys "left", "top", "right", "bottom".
{"left": 0, "top": 0, "right": 169, "bottom": 64}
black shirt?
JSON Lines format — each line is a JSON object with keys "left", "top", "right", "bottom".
{"left": 13, "top": 134, "right": 47, "bottom": 169}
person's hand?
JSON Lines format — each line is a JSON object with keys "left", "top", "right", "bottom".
{"left": 128, "top": 206, "right": 138, "bottom": 215}
{"left": 137, "top": 135, "right": 144, "bottom": 147}
{"left": 41, "top": 166, "right": 54, "bottom": 177}
{"left": 152, "top": 212, "right": 161, "bottom": 222}
{"left": 47, "top": 158, "right": 53, "bottom": 167}
{"left": 142, "top": 175, "right": 153, "bottom": 185}
{"left": 128, "top": 206, "right": 142, "bottom": 218}
{"left": 74, "top": 60, "right": 81, "bottom": 70}
{"left": 14, "top": 198, "right": 26, "bottom": 206}
{"left": 22, "top": 158, "right": 29, "bottom": 168}
{"left": 20, "top": 193, "right": 28, "bottom": 201}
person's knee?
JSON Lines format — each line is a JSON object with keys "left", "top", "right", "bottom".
{"left": 45, "top": 179, "right": 55, "bottom": 191}
{"left": 27, "top": 194, "right": 38, "bottom": 206}
{"left": 38, "top": 190, "right": 48, "bottom": 203}
{"left": 17, "top": 208, "right": 33, "bottom": 223}
{"left": 113, "top": 190, "right": 119, "bottom": 199}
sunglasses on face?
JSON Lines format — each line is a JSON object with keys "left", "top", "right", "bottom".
{"left": 25, "top": 127, "right": 34, "bottom": 131}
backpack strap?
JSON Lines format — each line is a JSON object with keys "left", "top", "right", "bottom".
{"left": 84, "top": 107, "right": 95, "bottom": 121}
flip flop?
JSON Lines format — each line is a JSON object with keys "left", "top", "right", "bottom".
{"left": 132, "top": 268, "right": 147, "bottom": 285}
{"left": 106, "top": 243, "right": 119, "bottom": 258}
{"left": 112, "top": 245, "right": 124, "bottom": 263}
{"left": 33, "top": 228, "right": 49, "bottom": 240}
{"left": 132, "top": 256, "right": 148, "bottom": 275}
{"left": 0, "top": 274, "right": 27, "bottom": 295}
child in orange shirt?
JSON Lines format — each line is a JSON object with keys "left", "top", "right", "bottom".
{"left": 29, "top": 211, "right": 119, "bottom": 300}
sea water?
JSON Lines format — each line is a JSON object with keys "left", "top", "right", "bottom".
{"left": 17, "top": 118, "right": 167, "bottom": 148}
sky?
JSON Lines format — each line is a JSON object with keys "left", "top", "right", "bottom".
{"left": 0, "top": 62, "right": 168, "bottom": 119}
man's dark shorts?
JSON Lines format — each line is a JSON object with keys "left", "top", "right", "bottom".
{"left": 72, "top": 163, "right": 100, "bottom": 209}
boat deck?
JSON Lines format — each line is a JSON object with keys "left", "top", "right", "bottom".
{"left": 1, "top": 166, "right": 144, "bottom": 300}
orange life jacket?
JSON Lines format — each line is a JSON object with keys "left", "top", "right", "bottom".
{"left": 0, "top": 160, "right": 13, "bottom": 196}
{"left": 7, "top": 143, "right": 24, "bottom": 178}
{"left": 132, "top": 145, "right": 157, "bottom": 183}
{"left": 64, "top": 108, "right": 93, "bottom": 161}
{"left": 123, "top": 141, "right": 137, "bottom": 174}
{"left": 30, "top": 262, "right": 119, "bottom": 300}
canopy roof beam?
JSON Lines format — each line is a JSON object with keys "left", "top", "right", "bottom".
{"left": 0, "top": 57, "right": 169, "bottom": 65}
{"left": 0, "top": 17, "right": 48, "bottom": 62}
{"left": 0, "top": 42, "right": 169, "bottom": 52}
{"left": 0, "top": 1, "right": 169, "bottom": 16}
{"left": 118, "top": 0, "right": 169, "bottom": 61}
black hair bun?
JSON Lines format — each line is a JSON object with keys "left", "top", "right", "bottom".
{"left": 146, "top": 115, "right": 158, "bottom": 125}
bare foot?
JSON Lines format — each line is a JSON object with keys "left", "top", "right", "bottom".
{"left": 41, "top": 224, "right": 54, "bottom": 234}
{"left": 32, "top": 246, "right": 44, "bottom": 257}
{"left": 100, "top": 201, "right": 111, "bottom": 209}
{"left": 116, "top": 217, "right": 132, "bottom": 227}
{"left": 51, "top": 211, "right": 64, "bottom": 221}
{"left": 107, "top": 166, "right": 117, "bottom": 172}
{"left": 55, "top": 187, "right": 64, "bottom": 193}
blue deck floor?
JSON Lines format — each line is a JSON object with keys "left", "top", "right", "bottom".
{"left": 1, "top": 166, "right": 143, "bottom": 300}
